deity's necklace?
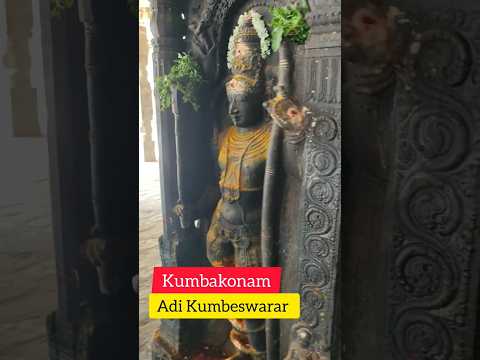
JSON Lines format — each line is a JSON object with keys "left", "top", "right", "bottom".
{"left": 221, "top": 123, "right": 270, "bottom": 201}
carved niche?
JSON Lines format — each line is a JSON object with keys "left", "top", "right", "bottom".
{"left": 151, "top": 0, "right": 342, "bottom": 359}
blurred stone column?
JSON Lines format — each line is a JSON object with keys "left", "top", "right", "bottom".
{"left": 139, "top": 6, "right": 156, "bottom": 162}
{"left": 150, "top": 1, "right": 192, "bottom": 359}
{"left": 150, "top": 0, "right": 182, "bottom": 242}
{"left": 4, "top": 0, "right": 40, "bottom": 137}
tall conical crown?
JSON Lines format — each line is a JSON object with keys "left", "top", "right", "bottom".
{"left": 235, "top": 15, "right": 261, "bottom": 44}
{"left": 227, "top": 11, "right": 270, "bottom": 82}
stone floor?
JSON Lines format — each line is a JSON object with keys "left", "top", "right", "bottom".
{"left": 0, "top": 251, "right": 56, "bottom": 360}
{"left": 0, "top": 139, "right": 57, "bottom": 360}
{"left": 139, "top": 161, "right": 163, "bottom": 360}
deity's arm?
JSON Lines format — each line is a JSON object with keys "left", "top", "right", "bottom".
{"left": 174, "top": 131, "right": 221, "bottom": 227}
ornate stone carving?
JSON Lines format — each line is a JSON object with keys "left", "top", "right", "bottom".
{"left": 311, "top": 144, "right": 339, "bottom": 177}
{"left": 306, "top": 0, "right": 341, "bottom": 32}
{"left": 343, "top": 3, "right": 480, "bottom": 358}
{"left": 414, "top": 30, "right": 472, "bottom": 87}
{"left": 311, "top": 114, "right": 337, "bottom": 141}
{"left": 308, "top": 179, "right": 335, "bottom": 206}
{"left": 399, "top": 177, "right": 463, "bottom": 239}
{"left": 406, "top": 106, "right": 470, "bottom": 171}
{"left": 305, "top": 206, "right": 333, "bottom": 234}
{"left": 305, "top": 58, "right": 341, "bottom": 104}
{"left": 292, "top": 45, "right": 341, "bottom": 358}
{"left": 383, "top": 9, "right": 480, "bottom": 360}
{"left": 392, "top": 311, "right": 453, "bottom": 360}
{"left": 394, "top": 242, "right": 458, "bottom": 306}
{"left": 285, "top": 323, "right": 328, "bottom": 360}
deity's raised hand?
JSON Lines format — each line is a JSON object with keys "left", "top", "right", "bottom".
{"left": 264, "top": 95, "right": 309, "bottom": 134}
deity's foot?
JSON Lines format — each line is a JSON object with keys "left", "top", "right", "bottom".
{"left": 225, "top": 351, "right": 265, "bottom": 360}
{"left": 228, "top": 324, "right": 265, "bottom": 360}
{"left": 251, "top": 352, "right": 266, "bottom": 360}
{"left": 225, "top": 351, "right": 251, "bottom": 360}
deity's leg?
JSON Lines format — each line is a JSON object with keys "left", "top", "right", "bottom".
{"left": 206, "top": 214, "right": 266, "bottom": 359}
{"left": 206, "top": 210, "right": 235, "bottom": 267}
{"left": 231, "top": 232, "right": 266, "bottom": 360}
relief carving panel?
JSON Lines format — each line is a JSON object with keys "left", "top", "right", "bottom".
{"left": 385, "top": 9, "right": 480, "bottom": 360}
{"left": 291, "top": 38, "right": 341, "bottom": 358}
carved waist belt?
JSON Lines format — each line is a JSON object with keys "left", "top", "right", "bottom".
{"left": 221, "top": 187, "right": 262, "bottom": 202}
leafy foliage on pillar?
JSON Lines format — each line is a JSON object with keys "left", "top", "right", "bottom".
{"left": 270, "top": 1, "right": 311, "bottom": 52}
{"left": 156, "top": 53, "right": 204, "bottom": 111}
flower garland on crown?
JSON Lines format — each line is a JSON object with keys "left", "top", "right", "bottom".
{"left": 227, "top": 10, "right": 271, "bottom": 70}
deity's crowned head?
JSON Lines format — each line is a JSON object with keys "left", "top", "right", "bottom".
{"left": 225, "top": 11, "right": 271, "bottom": 127}
{"left": 227, "top": 10, "right": 270, "bottom": 83}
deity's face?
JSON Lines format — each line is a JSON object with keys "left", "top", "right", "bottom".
{"left": 226, "top": 76, "right": 263, "bottom": 128}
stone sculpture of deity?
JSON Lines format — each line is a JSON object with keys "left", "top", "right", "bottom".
{"left": 175, "top": 10, "right": 271, "bottom": 360}
{"left": 175, "top": 9, "right": 311, "bottom": 360}
{"left": 206, "top": 11, "right": 271, "bottom": 360}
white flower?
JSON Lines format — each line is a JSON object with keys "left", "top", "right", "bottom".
{"left": 251, "top": 10, "right": 271, "bottom": 59}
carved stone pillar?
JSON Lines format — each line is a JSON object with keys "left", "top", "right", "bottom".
{"left": 382, "top": 9, "right": 480, "bottom": 360}
{"left": 342, "top": 2, "right": 480, "bottom": 359}
{"left": 4, "top": 0, "right": 41, "bottom": 137}
{"left": 150, "top": 0, "right": 183, "bottom": 259}
{"left": 139, "top": 9, "right": 156, "bottom": 162}
{"left": 48, "top": 1, "right": 113, "bottom": 359}
{"left": 284, "top": 1, "right": 342, "bottom": 359}
{"left": 48, "top": 0, "right": 139, "bottom": 358}
{"left": 150, "top": 1, "right": 196, "bottom": 359}
{"left": 45, "top": 1, "right": 89, "bottom": 358}
{"left": 78, "top": 0, "right": 108, "bottom": 235}
{"left": 139, "top": 25, "right": 156, "bottom": 163}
